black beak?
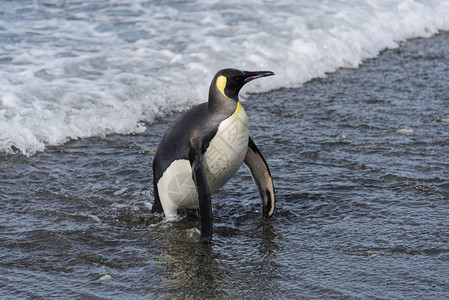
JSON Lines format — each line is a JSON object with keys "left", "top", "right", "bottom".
{"left": 243, "top": 70, "right": 275, "bottom": 83}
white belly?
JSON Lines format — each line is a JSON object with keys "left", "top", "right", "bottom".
{"left": 157, "top": 104, "right": 248, "bottom": 217}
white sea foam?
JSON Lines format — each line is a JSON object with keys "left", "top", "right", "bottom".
{"left": 1, "top": 0, "right": 448, "bottom": 156}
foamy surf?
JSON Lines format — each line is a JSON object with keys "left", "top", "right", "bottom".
{"left": 1, "top": 0, "right": 448, "bottom": 156}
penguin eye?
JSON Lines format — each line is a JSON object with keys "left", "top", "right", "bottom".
{"left": 234, "top": 76, "right": 244, "bottom": 82}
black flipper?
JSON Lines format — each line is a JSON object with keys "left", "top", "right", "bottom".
{"left": 244, "top": 137, "right": 276, "bottom": 217}
{"left": 151, "top": 188, "right": 163, "bottom": 213}
{"left": 189, "top": 138, "right": 213, "bottom": 243}
{"left": 151, "top": 159, "right": 163, "bottom": 213}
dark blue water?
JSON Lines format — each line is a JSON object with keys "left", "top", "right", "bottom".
{"left": 1, "top": 33, "right": 449, "bottom": 299}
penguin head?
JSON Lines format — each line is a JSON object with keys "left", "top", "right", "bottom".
{"left": 211, "top": 68, "right": 275, "bottom": 102}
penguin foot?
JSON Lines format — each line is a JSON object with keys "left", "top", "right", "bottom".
{"left": 200, "top": 235, "right": 212, "bottom": 243}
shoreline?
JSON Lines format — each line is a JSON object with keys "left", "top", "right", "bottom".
{"left": 2, "top": 31, "right": 449, "bottom": 158}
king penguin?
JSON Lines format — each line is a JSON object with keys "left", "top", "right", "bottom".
{"left": 152, "top": 68, "right": 276, "bottom": 243}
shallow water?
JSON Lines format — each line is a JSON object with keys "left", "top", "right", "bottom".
{"left": 1, "top": 34, "right": 449, "bottom": 299}
{"left": 2, "top": 0, "right": 449, "bottom": 156}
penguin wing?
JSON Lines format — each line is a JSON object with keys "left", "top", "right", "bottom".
{"left": 244, "top": 137, "right": 276, "bottom": 217}
{"left": 188, "top": 134, "right": 213, "bottom": 243}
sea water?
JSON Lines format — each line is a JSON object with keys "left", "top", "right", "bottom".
{"left": 1, "top": 0, "right": 449, "bottom": 156}
{"left": 2, "top": 1, "right": 449, "bottom": 298}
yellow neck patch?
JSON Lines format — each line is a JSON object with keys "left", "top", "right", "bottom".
{"left": 216, "top": 75, "right": 231, "bottom": 100}
{"left": 232, "top": 101, "right": 244, "bottom": 117}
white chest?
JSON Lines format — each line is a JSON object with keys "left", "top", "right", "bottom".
{"left": 203, "top": 103, "right": 249, "bottom": 193}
